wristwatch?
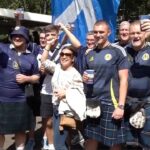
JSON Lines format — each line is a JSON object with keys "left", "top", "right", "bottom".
{"left": 118, "top": 105, "right": 124, "bottom": 110}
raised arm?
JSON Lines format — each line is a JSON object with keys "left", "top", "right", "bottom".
{"left": 58, "top": 23, "right": 81, "bottom": 49}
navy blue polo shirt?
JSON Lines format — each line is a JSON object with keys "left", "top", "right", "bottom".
{"left": 126, "top": 43, "right": 150, "bottom": 98}
{"left": 84, "top": 43, "right": 129, "bottom": 104}
{"left": 28, "top": 42, "right": 43, "bottom": 57}
{"left": 0, "top": 43, "right": 39, "bottom": 102}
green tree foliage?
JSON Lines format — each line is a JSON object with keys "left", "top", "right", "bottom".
{"left": 0, "top": 0, "right": 51, "bottom": 14}
{"left": 118, "top": 0, "right": 150, "bottom": 21}
{"left": 1, "top": 0, "right": 150, "bottom": 19}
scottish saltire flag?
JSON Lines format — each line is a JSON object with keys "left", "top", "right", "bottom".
{"left": 51, "top": 0, "right": 120, "bottom": 45}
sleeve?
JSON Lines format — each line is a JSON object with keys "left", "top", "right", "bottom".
{"left": 0, "top": 43, "right": 8, "bottom": 53}
{"left": 31, "top": 56, "right": 40, "bottom": 75}
{"left": 117, "top": 47, "right": 129, "bottom": 70}
{"left": 42, "top": 59, "right": 57, "bottom": 73}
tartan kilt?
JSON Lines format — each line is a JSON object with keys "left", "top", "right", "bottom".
{"left": 125, "top": 105, "right": 150, "bottom": 148}
{"left": 84, "top": 104, "right": 126, "bottom": 147}
{"left": 0, "top": 101, "right": 34, "bottom": 134}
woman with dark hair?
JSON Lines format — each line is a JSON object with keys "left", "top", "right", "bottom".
{"left": 42, "top": 45, "right": 86, "bottom": 150}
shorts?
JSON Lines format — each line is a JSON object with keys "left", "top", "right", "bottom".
{"left": 40, "top": 94, "right": 53, "bottom": 118}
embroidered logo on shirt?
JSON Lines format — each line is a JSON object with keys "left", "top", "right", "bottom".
{"left": 12, "top": 61, "right": 19, "bottom": 69}
{"left": 105, "top": 54, "right": 112, "bottom": 61}
{"left": 142, "top": 53, "right": 149, "bottom": 61}
{"left": 89, "top": 56, "right": 94, "bottom": 62}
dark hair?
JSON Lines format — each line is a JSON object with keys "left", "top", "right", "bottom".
{"left": 94, "top": 20, "right": 110, "bottom": 30}
{"left": 39, "top": 28, "right": 46, "bottom": 34}
{"left": 61, "top": 45, "right": 77, "bottom": 57}
{"left": 44, "top": 24, "right": 60, "bottom": 33}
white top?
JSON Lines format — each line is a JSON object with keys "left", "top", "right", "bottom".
{"left": 40, "top": 59, "right": 56, "bottom": 95}
{"left": 51, "top": 64, "right": 86, "bottom": 121}
{"left": 40, "top": 43, "right": 67, "bottom": 95}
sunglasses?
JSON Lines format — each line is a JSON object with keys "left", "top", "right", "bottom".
{"left": 60, "top": 52, "right": 73, "bottom": 57}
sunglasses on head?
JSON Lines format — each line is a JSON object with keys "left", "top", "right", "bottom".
{"left": 60, "top": 52, "right": 73, "bottom": 57}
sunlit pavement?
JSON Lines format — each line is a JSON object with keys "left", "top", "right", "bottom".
{"left": 3, "top": 117, "right": 143, "bottom": 150}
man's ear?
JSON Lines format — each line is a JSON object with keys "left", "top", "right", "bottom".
{"left": 108, "top": 29, "right": 111, "bottom": 36}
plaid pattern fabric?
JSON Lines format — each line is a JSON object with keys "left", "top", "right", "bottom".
{"left": 84, "top": 104, "right": 125, "bottom": 146}
{"left": 125, "top": 106, "right": 150, "bottom": 148}
{"left": 0, "top": 101, "right": 34, "bottom": 134}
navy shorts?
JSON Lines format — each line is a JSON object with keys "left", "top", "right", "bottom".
{"left": 40, "top": 94, "right": 53, "bottom": 118}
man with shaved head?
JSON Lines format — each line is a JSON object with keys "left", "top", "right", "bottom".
{"left": 83, "top": 20, "right": 129, "bottom": 150}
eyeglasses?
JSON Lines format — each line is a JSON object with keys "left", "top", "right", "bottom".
{"left": 60, "top": 52, "right": 73, "bottom": 57}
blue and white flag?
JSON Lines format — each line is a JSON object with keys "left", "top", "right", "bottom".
{"left": 51, "top": 0, "right": 120, "bottom": 45}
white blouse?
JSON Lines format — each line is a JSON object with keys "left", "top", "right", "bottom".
{"left": 51, "top": 64, "right": 86, "bottom": 121}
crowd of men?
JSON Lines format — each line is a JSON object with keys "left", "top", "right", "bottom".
{"left": 0, "top": 12, "right": 150, "bottom": 150}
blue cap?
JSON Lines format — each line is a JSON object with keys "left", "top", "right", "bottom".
{"left": 10, "top": 26, "right": 29, "bottom": 42}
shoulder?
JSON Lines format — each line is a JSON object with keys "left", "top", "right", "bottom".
{"left": 25, "top": 52, "right": 37, "bottom": 64}
{"left": 71, "top": 67, "right": 82, "bottom": 80}
{"left": 125, "top": 44, "right": 135, "bottom": 55}
{"left": 110, "top": 43, "right": 127, "bottom": 57}
{"left": 78, "top": 46, "right": 87, "bottom": 53}
{"left": 145, "top": 42, "right": 150, "bottom": 49}
{"left": 0, "top": 43, "right": 10, "bottom": 49}
{"left": 54, "top": 63, "right": 61, "bottom": 72}
{"left": 114, "top": 41, "right": 119, "bottom": 46}
{"left": 0, "top": 43, "right": 13, "bottom": 53}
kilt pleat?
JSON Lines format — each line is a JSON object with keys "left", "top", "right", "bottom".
{"left": 84, "top": 104, "right": 125, "bottom": 146}
{"left": 0, "top": 101, "right": 34, "bottom": 134}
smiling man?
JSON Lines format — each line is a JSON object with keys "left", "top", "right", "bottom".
{"left": 125, "top": 20, "right": 150, "bottom": 149}
{"left": 116, "top": 21, "right": 130, "bottom": 47}
{"left": 0, "top": 26, "right": 39, "bottom": 150}
{"left": 39, "top": 23, "right": 81, "bottom": 150}
{"left": 83, "top": 20, "right": 129, "bottom": 150}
